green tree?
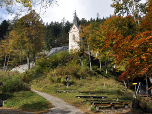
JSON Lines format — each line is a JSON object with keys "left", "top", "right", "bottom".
{"left": 0, "top": 20, "right": 9, "bottom": 40}
{"left": 14, "top": 10, "right": 45, "bottom": 69}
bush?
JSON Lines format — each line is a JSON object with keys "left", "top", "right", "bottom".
{"left": 22, "top": 71, "right": 32, "bottom": 83}
{"left": 77, "top": 66, "right": 93, "bottom": 78}
{"left": 35, "top": 51, "right": 72, "bottom": 73}
{"left": 91, "top": 107, "right": 96, "bottom": 111}
{"left": 1, "top": 77, "right": 26, "bottom": 93}
{"left": 54, "top": 65, "right": 81, "bottom": 78}
{"left": 56, "top": 77, "right": 62, "bottom": 83}
{"left": 61, "top": 77, "right": 66, "bottom": 85}
{"left": 47, "top": 75, "right": 54, "bottom": 83}
{"left": 35, "top": 57, "right": 50, "bottom": 73}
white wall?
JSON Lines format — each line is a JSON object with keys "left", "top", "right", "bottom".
{"left": 69, "top": 24, "right": 80, "bottom": 52}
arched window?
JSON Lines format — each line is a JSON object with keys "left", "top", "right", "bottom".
{"left": 73, "top": 34, "right": 75, "bottom": 40}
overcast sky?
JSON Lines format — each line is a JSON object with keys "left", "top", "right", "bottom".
{"left": 0, "top": 0, "right": 147, "bottom": 24}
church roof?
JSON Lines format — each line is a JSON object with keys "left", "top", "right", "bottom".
{"left": 73, "top": 11, "right": 79, "bottom": 28}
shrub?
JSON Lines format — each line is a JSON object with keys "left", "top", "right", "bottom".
{"left": 1, "top": 77, "right": 26, "bottom": 93}
{"left": 21, "top": 69, "right": 38, "bottom": 83}
{"left": 47, "top": 75, "right": 54, "bottom": 83}
{"left": 22, "top": 71, "right": 32, "bottom": 83}
{"left": 35, "top": 57, "right": 50, "bottom": 73}
{"left": 54, "top": 65, "right": 81, "bottom": 78}
{"left": 35, "top": 51, "right": 72, "bottom": 73}
{"left": 91, "top": 107, "right": 96, "bottom": 111}
{"left": 56, "top": 77, "right": 62, "bottom": 83}
{"left": 61, "top": 78, "right": 66, "bottom": 85}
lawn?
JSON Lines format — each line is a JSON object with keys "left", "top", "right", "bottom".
{"left": 31, "top": 74, "right": 135, "bottom": 114}
{"left": 0, "top": 90, "right": 53, "bottom": 113}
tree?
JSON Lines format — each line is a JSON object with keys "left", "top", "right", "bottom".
{"left": 80, "top": 24, "right": 93, "bottom": 70}
{"left": 0, "top": 0, "right": 57, "bottom": 14}
{"left": 0, "top": 35, "right": 13, "bottom": 71}
{"left": 44, "top": 20, "right": 71, "bottom": 50}
{"left": 111, "top": 0, "right": 147, "bottom": 25}
{"left": 0, "top": 20, "right": 9, "bottom": 40}
{"left": 14, "top": 10, "right": 45, "bottom": 70}
{"left": 140, "top": 0, "right": 152, "bottom": 31}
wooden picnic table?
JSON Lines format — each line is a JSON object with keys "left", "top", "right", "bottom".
{"left": 92, "top": 102, "right": 129, "bottom": 110}
{"left": 76, "top": 95, "right": 107, "bottom": 101}
{"left": 56, "top": 89, "right": 78, "bottom": 93}
{"left": 78, "top": 91, "right": 104, "bottom": 94}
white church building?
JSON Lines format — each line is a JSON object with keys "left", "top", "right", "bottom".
{"left": 69, "top": 11, "right": 80, "bottom": 52}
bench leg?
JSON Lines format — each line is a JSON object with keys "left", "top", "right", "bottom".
{"left": 125, "top": 104, "right": 129, "bottom": 109}
{"left": 95, "top": 106, "right": 99, "bottom": 111}
{"left": 111, "top": 105, "right": 115, "bottom": 110}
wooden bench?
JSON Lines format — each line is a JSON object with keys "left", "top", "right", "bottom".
{"left": 76, "top": 95, "right": 107, "bottom": 101}
{"left": 56, "top": 89, "right": 78, "bottom": 93}
{"left": 92, "top": 102, "right": 129, "bottom": 110}
{"left": 78, "top": 91, "right": 104, "bottom": 94}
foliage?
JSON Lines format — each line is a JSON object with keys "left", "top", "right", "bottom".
{"left": 0, "top": 76, "right": 26, "bottom": 93}
{"left": 22, "top": 70, "right": 35, "bottom": 83}
{"left": 45, "top": 20, "right": 71, "bottom": 50}
{"left": 0, "top": 20, "right": 9, "bottom": 40}
{"left": 111, "top": 0, "right": 148, "bottom": 23}
{"left": 0, "top": 0, "right": 57, "bottom": 14}
{"left": 35, "top": 51, "right": 73, "bottom": 73}
{"left": 140, "top": 0, "right": 152, "bottom": 31}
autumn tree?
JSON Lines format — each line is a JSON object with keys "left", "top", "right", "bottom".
{"left": 0, "top": 35, "right": 13, "bottom": 71}
{"left": 140, "top": 0, "right": 152, "bottom": 31}
{"left": 0, "top": 0, "right": 57, "bottom": 14}
{"left": 13, "top": 10, "right": 45, "bottom": 70}
{"left": 111, "top": 0, "right": 148, "bottom": 26}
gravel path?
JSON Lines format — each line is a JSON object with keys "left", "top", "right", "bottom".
{"left": 31, "top": 89, "right": 85, "bottom": 114}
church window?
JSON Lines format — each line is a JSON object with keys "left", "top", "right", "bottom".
{"left": 73, "top": 34, "right": 75, "bottom": 40}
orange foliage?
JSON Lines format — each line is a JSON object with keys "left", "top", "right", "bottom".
{"left": 141, "top": 0, "right": 152, "bottom": 31}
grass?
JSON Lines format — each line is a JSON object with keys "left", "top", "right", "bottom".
{"left": 0, "top": 71, "right": 53, "bottom": 113}
{"left": 1, "top": 90, "right": 53, "bottom": 113}
{"left": 1, "top": 49, "right": 152, "bottom": 114}
{"left": 30, "top": 74, "right": 134, "bottom": 114}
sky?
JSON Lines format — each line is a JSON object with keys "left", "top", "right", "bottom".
{"left": 0, "top": 0, "right": 147, "bottom": 24}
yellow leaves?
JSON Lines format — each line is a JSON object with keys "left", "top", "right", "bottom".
{"left": 135, "top": 62, "right": 140, "bottom": 66}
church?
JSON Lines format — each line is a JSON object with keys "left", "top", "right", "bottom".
{"left": 69, "top": 11, "right": 80, "bottom": 52}
{"left": 47, "top": 11, "right": 80, "bottom": 57}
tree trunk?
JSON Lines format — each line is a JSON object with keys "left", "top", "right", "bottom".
{"left": 20, "top": 45, "right": 22, "bottom": 65}
{"left": 124, "top": 80, "right": 127, "bottom": 91}
{"left": 6, "top": 51, "right": 11, "bottom": 71}
{"left": 33, "top": 53, "right": 35, "bottom": 64}
{"left": 100, "top": 62, "right": 102, "bottom": 72}
{"left": 105, "top": 62, "right": 107, "bottom": 74}
{"left": 33, "top": 53, "right": 36, "bottom": 68}
{"left": 87, "top": 39, "right": 92, "bottom": 71}
{"left": 145, "top": 73, "right": 148, "bottom": 100}
{"left": 27, "top": 42, "right": 30, "bottom": 70}
{"left": 3, "top": 55, "right": 7, "bottom": 71}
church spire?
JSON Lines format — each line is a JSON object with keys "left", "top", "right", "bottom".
{"left": 73, "top": 10, "right": 79, "bottom": 28}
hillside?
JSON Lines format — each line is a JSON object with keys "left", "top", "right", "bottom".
{"left": 24, "top": 50, "right": 152, "bottom": 114}
{"left": 0, "top": 50, "right": 152, "bottom": 113}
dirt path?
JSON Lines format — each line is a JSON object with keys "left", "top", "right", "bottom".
{"left": 31, "top": 89, "right": 85, "bottom": 114}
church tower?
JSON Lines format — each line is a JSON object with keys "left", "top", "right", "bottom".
{"left": 69, "top": 11, "right": 80, "bottom": 52}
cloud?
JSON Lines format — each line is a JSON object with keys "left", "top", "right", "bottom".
{"left": 0, "top": 0, "right": 147, "bottom": 24}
